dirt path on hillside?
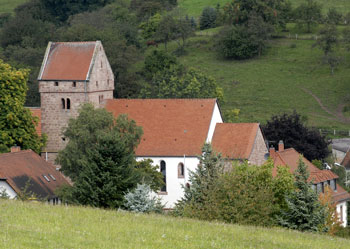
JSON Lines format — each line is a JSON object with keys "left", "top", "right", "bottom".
{"left": 300, "top": 87, "right": 350, "bottom": 124}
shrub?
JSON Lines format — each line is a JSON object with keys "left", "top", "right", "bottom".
{"left": 124, "top": 183, "right": 164, "bottom": 213}
{"left": 216, "top": 25, "right": 259, "bottom": 60}
{"left": 200, "top": 7, "right": 217, "bottom": 30}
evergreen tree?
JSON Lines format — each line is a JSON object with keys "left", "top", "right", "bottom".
{"left": 173, "top": 143, "right": 224, "bottom": 216}
{"left": 199, "top": 7, "right": 217, "bottom": 30}
{"left": 278, "top": 157, "right": 326, "bottom": 232}
{"left": 56, "top": 104, "right": 143, "bottom": 208}
{"left": 124, "top": 183, "right": 164, "bottom": 213}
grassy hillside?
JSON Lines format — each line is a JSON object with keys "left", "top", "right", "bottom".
{"left": 158, "top": 31, "right": 350, "bottom": 130}
{"left": 179, "top": 0, "right": 350, "bottom": 17}
{"left": 0, "top": 200, "right": 349, "bottom": 248}
{"left": 0, "top": 0, "right": 26, "bottom": 14}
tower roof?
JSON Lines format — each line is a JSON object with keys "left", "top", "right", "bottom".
{"left": 38, "top": 41, "right": 100, "bottom": 81}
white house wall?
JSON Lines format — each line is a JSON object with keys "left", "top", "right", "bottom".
{"left": 137, "top": 156, "right": 199, "bottom": 209}
{"left": 337, "top": 201, "right": 348, "bottom": 227}
{"left": 0, "top": 181, "right": 17, "bottom": 199}
{"left": 206, "top": 102, "right": 223, "bottom": 142}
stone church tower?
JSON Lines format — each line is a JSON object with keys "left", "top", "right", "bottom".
{"left": 38, "top": 41, "right": 114, "bottom": 164}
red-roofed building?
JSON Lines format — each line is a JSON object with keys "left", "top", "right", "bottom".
{"left": 211, "top": 123, "right": 268, "bottom": 166}
{"left": 31, "top": 41, "right": 269, "bottom": 208}
{"left": 0, "top": 147, "right": 70, "bottom": 203}
{"left": 270, "top": 143, "right": 350, "bottom": 227}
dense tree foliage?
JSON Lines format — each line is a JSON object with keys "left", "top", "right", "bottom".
{"left": 278, "top": 158, "right": 326, "bottom": 232}
{"left": 223, "top": 0, "right": 291, "bottom": 27}
{"left": 0, "top": 60, "right": 46, "bottom": 153}
{"left": 56, "top": 104, "right": 144, "bottom": 208}
{"left": 174, "top": 144, "right": 295, "bottom": 226}
{"left": 140, "top": 65, "right": 223, "bottom": 102}
{"left": 262, "top": 111, "right": 330, "bottom": 161}
{"left": 294, "top": 0, "right": 322, "bottom": 33}
{"left": 200, "top": 7, "right": 217, "bottom": 30}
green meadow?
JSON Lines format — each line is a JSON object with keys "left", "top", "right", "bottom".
{"left": 0, "top": 200, "right": 349, "bottom": 249}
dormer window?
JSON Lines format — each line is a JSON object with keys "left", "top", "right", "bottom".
{"left": 54, "top": 81, "right": 59, "bottom": 86}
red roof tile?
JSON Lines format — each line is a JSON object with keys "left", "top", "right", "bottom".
{"left": 28, "top": 107, "right": 41, "bottom": 136}
{"left": 331, "top": 184, "right": 350, "bottom": 204}
{"left": 211, "top": 123, "right": 259, "bottom": 159}
{"left": 39, "top": 41, "right": 97, "bottom": 81}
{"left": 0, "top": 150, "right": 70, "bottom": 199}
{"left": 272, "top": 148, "right": 338, "bottom": 183}
{"left": 104, "top": 99, "right": 217, "bottom": 156}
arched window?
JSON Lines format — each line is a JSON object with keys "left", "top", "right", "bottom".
{"left": 178, "top": 163, "right": 184, "bottom": 178}
{"left": 160, "top": 160, "right": 166, "bottom": 192}
{"left": 61, "top": 98, "right": 65, "bottom": 109}
{"left": 67, "top": 98, "right": 71, "bottom": 110}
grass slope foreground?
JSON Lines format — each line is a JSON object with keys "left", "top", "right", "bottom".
{"left": 0, "top": 200, "right": 349, "bottom": 249}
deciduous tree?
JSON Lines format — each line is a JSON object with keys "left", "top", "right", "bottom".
{"left": 0, "top": 60, "right": 46, "bottom": 153}
{"left": 262, "top": 111, "right": 330, "bottom": 161}
{"left": 294, "top": 0, "right": 322, "bottom": 33}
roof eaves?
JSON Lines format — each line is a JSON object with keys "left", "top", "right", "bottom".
{"left": 37, "top": 42, "right": 52, "bottom": 80}
{"left": 86, "top": 40, "right": 99, "bottom": 81}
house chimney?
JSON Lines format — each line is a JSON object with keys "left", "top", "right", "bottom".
{"left": 10, "top": 145, "right": 21, "bottom": 153}
{"left": 278, "top": 140, "right": 284, "bottom": 152}
{"left": 269, "top": 146, "right": 276, "bottom": 158}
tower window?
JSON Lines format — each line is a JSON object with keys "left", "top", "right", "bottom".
{"left": 61, "top": 98, "right": 65, "bottom": 109}
{"left": 67, "top": 98, "right": 71, "bottom": 110}
{"left": 101, "top": 61, "right": 103, "bottom": 68}
{"left": 54, "top": 82, "right": 59, "bottom": 86}
{"left": 99, "top": 95, "right": 104, "bottom": 104}
{"left": 73, "top": 81, "right": 76, "bottom": 87}
{"left": 160, "top": 160, "right": 166, "bottom": 192}
{"left": 178, "top": 163, "right": 184, "bottom": 178}
{"left": 107, "top": 79, "right": 109, "bottom": 86}
{"left": 96, "top": 81, "right": 98, "bottom": 87}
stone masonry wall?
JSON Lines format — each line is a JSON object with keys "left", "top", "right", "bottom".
{"left": 249, "top": 127, "right": 268, "bottom": 166}
{"left": 39, "top": 42, "right": 114, "bottom": 165}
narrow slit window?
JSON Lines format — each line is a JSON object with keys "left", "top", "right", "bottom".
{"left": 73, "top": 81, "right": 76, "bottom": 87}
{"left": 96, "top": 81, "right": 98, "bottom": 87}
{"left": 61, "top": 98, "right": 65, "bottom": 109}
{"left": 160, "top": 161, "right": 166, "bottom": 192}
{"left": 67, "top": 98, "right": 71, "bottom": 110}
{"left": 54, "top": 81, "right": 59, "bottom": 86}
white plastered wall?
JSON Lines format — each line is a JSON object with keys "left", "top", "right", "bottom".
{"left": 336, "top": 201, "right": 348, "bottom": 227}
{"left": 206, "top": 102, "right": 223, "bottom": 143}
{"left": 137, "top": 156, "right": 199, "bottom": 209}
{"left": 0, "top": 181, "right": 17, "bottom": 199}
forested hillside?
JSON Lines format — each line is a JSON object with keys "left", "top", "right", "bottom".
{"left": 0, "top": 0, "right": 349, "bottom": 130}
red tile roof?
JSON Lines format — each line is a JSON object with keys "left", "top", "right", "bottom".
{"left": 0, "top": 150, "right": 70, "bottom": 199}
{"left": 331, "top": 184, "right": 350, "bottom": 204}
{"left": 28, "top": 107, "right": 41, "bottom": 136}
{"left": 211, "top": 123, "right": 259, "bottom": 159}
{"left": 104, "top": 99, "right": 217, "bottom": 156}
{"left": 272, "top": 148, "right": 338, "bottom": 183}
{"left": 38, "top": 41, "right": 97, "bottom": 81}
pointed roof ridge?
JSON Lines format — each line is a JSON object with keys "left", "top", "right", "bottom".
{"left": 38, "top": 41, "right": 99, "bottom": 81}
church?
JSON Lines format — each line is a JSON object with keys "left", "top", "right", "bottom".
{"left": 31, "top": 40, "right": 269, "bottom": 208}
